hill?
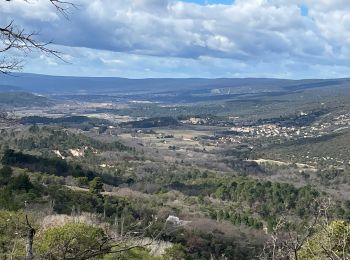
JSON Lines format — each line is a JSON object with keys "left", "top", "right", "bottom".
{"left": 0, "top": 85, "right": 23, "bottom": 92}
{"left": 0, "top": 74, "right": 350, "bottom": 101}
{"left": 0, "top": 92, "right": 52, "bottom": 107}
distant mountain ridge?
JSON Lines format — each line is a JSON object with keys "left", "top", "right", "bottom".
{"left": 0, "top": 73, "right": 349, "bottom": 95}
{"left": 1, "top": 73, "right": 350, "bottom": 104}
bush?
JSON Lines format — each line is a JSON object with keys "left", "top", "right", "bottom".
{"left": 299, "top": 220, "right": 350, "bottom": 259}
{"left": 163, "top": 244, "right": 187, "bottom": 260}
{"left": 0, "top": 210, "right": 29, "bottom": 258}
{"left": 35, "top": 223, "right": 108, "bottom": 259}
{"left": 0, "top": 166, "right": 12, "bottom": 185}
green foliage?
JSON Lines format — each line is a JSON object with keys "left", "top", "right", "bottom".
{"left": 76, "top": 176, "right": 89, "bottom": 187}
{"left": 257, "top": 129, "right": 350, "bottom": 186}
{"left": 12, "top": 126, "right": 132, "bottom": 153}
{"left": 0, "top": 170, "right": 41, "bottom": 211}
{"left": 213, "top": 178, "right": 319, "bottom": 221}
{"left": 45, "top": 185, "right": 153, "bottom": 230}
{"left": 221, "top": 211, "right": 263, "bottom": 229}
{"left": 2, "top": 149, "right": 94, "bottom": 179}
{"left": 0, "top": 165, "right": 12, "bottom": 185}
{"left": 0, "top": 210, "right": 29, "bottom": 259}
{"left": 89, "top": 177, "right": 104, "bottom": 194}
{"left": 9, "top": 173, "right": 33, "bottom": 192}
{"left": 168, "top": 176, "right": 320, "bottom": 230}
{"left": 28, "top": 124, "right": 40, "bottom": 133}
{"left": 1, "top": 149, "right": 122, "bottom": 186}
{"left": 35, "top": 223, "right": 107, "bottom": 259}
{"left": 47, "top": 185, "right": 105, "bottom": 214}
{"left": 163, "top": 244, "right": 187, "bottom": 260}
{"left": 299, "top": 220, "right": 350, "bottom": 259}
{"left": 106, "top": 248, "right": 161, "bottom": 260}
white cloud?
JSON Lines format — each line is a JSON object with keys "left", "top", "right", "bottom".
{"left": 2, "top": 0, "right": 350, "bottom": 78}
{"left": 0, "top": 0, "right": 59, "bottom": 22}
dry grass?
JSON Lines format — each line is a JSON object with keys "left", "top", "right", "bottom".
{"left": 41, "top": 213, "right": 100, "bottom": 230}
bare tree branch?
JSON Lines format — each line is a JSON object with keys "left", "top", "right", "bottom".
{"left": 49, "top": 0, "right": 77, "bottom": 17}
{"left": 259, "top": 199, "right": 326, "bottom": 260}
{"left": 3, "top": 0, "right": 77, "bottom": 16}
{"left": 0, "top": 0, "right": 76, "bottom": 73}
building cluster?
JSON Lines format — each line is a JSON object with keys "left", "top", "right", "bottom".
{"left": 333, "top": 113, "right": 350, "bottom": 126}
{"left": 180, "top": 117, "right": 208, "bottom": 125}
{"left": 230, "top": 124, "right": 297, "bottom": 138}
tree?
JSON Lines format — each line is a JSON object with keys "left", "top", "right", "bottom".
{"left": 298, "top": 220, "right": 350, "bottom": 260}
{"left": 9, "top": 173, "right": 33, "bottom": 192}
{"left": 35, "top": 220, "right": 162, "bottom": 260}
{"left": 89, "top": 177, "right": 104, "bottom": 195}
{"left": 0, "top": 165, "right": 12, "bottom": 185}
{"left": 35, "top": 223, "right": 108, "bottom": 259}
{"left": 25, "top": 215, "right": 35, "bottom": 260}
{"left": 259, "top": 199, "right": 344, "bottom": 260}
{"left": 1, "top": 0, "right": 75, "bottom": 74}
{"left": 0, "top": 210, "right": 28, "bottom": 258}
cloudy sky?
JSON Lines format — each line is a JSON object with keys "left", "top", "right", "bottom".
{"left": 1, "top": 0, "right": 350, "bottom": 78}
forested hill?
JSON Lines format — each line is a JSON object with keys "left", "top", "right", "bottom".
{"left": 0, "top": 92, "right": 52, "bottom": 107}
{"left": 1, "top": 73, "right": 350, "bottom": 95}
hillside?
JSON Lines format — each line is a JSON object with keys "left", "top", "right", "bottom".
{"left": 0, "top": 85, "right": 23, "bottom": 92}
{"left": 0, "top": 74, "right": 350, "bottom": 103}
{"left": 0, "top": 92, "right": 52, "bottom": 107}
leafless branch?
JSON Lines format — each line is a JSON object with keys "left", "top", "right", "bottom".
{"left": 49, "top": 0, "right": 77, "bottom": 17}
{"left": 259, "top": 199, "right": 326, "bottom": 260}
{"left": 4, "top": 0, "right": 77, "bottom": 16}
{"left": 0, "top": 0, "right": 76, "bottom": 73}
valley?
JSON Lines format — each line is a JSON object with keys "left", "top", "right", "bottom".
{"left": 1, "top": 74, "right": 350, "bottom": 259}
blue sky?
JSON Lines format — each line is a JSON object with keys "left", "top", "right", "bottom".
{"left": 300, "top": 4, "right": 309, "bottom": 16}
{"left": 2, "top": 0, "right": 350, "bottom": 79}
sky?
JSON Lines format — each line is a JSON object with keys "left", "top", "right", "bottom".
{"left": 1, "top": 0, "right": 350, "bottom": 79}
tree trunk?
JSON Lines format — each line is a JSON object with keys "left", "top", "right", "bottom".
{"left": 25, "top": 215, "right": 35, "bottom": 260}
{"left": 294, "top": 249, "right": 298, "bottom": 260}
